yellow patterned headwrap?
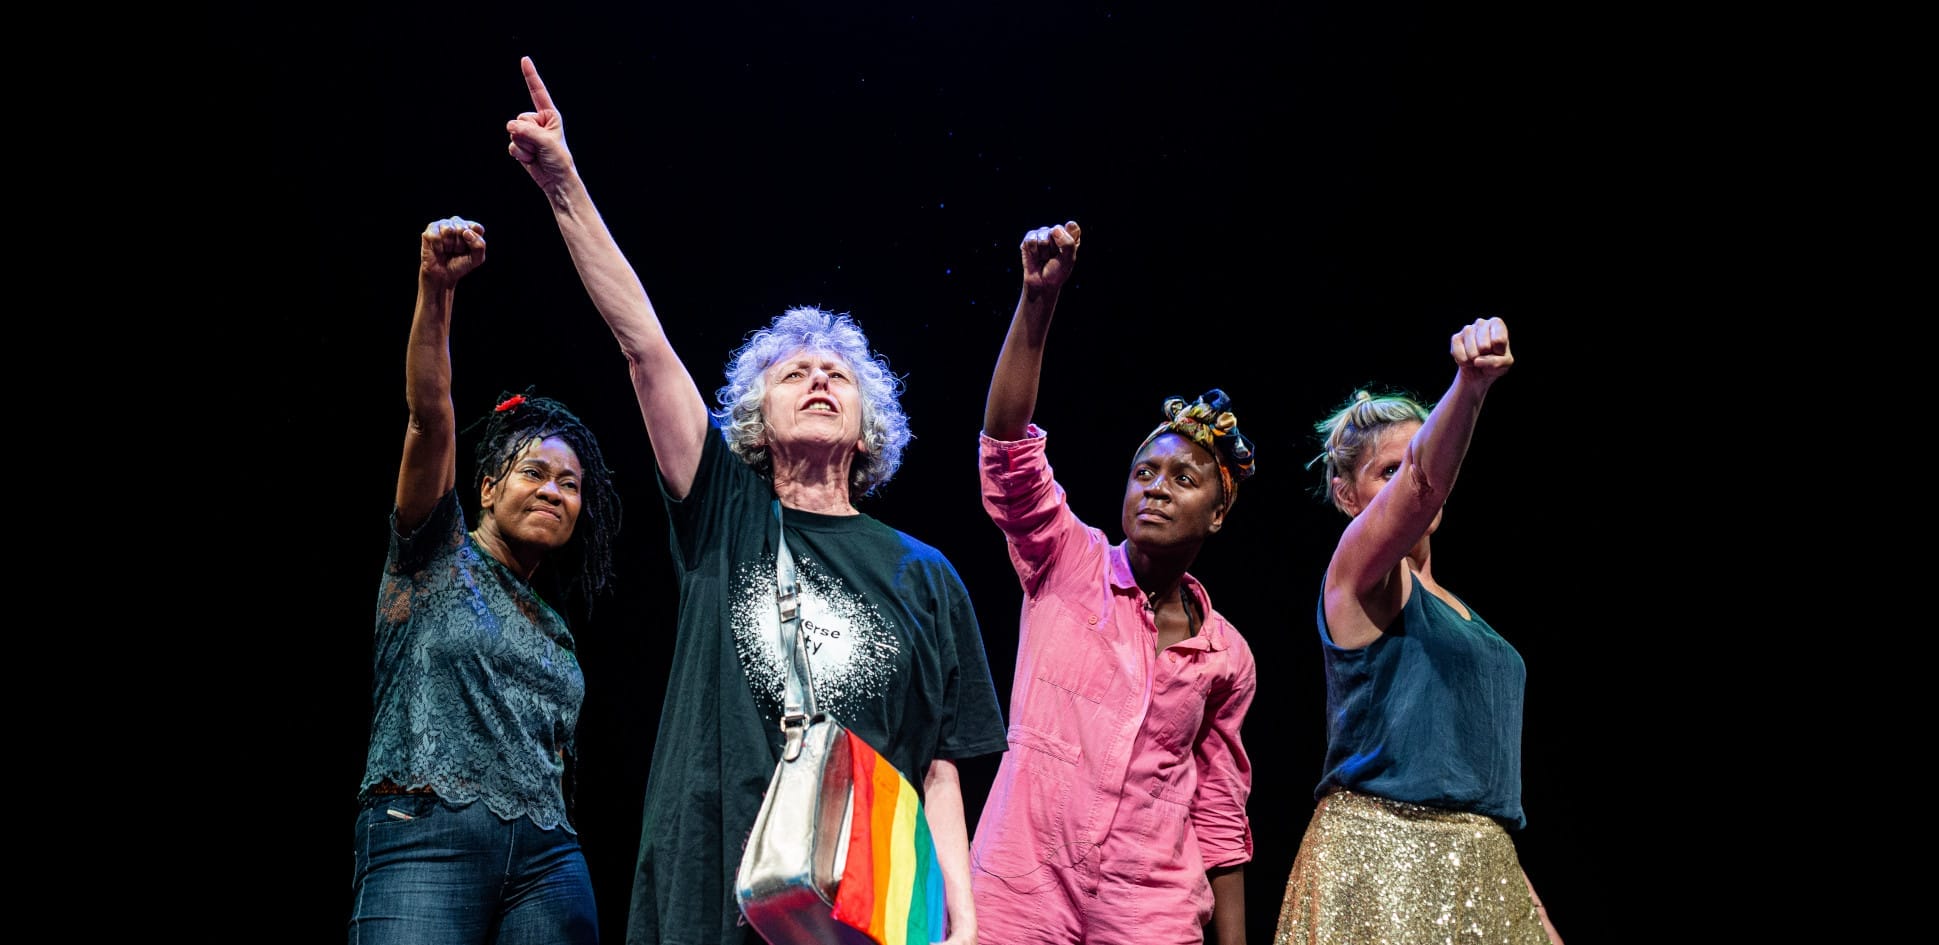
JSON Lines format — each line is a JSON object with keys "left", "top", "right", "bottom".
{"left": 1135, "top": 388, "right": 1257, "bottom": 499}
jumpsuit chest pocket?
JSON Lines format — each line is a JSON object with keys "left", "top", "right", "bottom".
{"left": 1146, "top": 651, "right": 1218, "bottom": 750}
{"left": 1042, "top": 598, "right": 1125, "bottom": 694}
{"left": 1016, "top": 596, "right": 1126, "bottom": 736}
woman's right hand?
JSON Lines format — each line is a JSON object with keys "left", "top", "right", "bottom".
{"left": 1452, "top": 316, "right": 1513, "bottom": 383}
{"left": 506, "top": 56, "right": 574, "bottom": 193}
{"left": 420, "top": 216, "right": 486, "bottom": 287}
{"left": 1019, "top": 220, "right": 1081, "bottom": 299}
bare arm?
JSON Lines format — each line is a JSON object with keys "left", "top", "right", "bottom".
{"left": 395, "top": 217, "right": 487, "bottom": 530}
{"left": 1207, "top": 865, "right": 1246, "bottom": 945}
{"left": 983, "top": 221, "right": 1081, "bottom": 440}
{"left": 1324, "top": 317, "right": 1513, "bottom": 648}
{"left": 922, "top": 759, "right": 976, "bottom": 945}
{"left": 507, "top": 56, "right": 711, "bottom": 497}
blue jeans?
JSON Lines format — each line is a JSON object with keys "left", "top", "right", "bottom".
{"left": 349, "top": 793, "right": 598, "bottom": 945}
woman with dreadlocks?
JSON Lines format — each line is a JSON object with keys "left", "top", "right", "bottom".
{"left": 1272, "top": 317, "right": 1563, "bottom": 945}
{"left": 968, "top": 221, "right": 1260, "bottom": 945}
{"left": 348, "top": 215, "right": 622, "bottom": 945}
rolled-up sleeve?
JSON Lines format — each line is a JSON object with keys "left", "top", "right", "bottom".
{"left": 1191, "top": 633, "right": 1257, "bottom": 868}
{"left": 980, "top": 426, "right": 1082, "bottom": 596}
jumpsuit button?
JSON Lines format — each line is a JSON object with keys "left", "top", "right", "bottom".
{"left": 1087, "top": 614, "right": 1098, "bottom": 626}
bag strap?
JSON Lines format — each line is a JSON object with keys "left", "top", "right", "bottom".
{"left": 774, "top": 499, "right": 819, "bottom": 761}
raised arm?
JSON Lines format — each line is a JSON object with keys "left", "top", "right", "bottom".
{"left": 1326, "top": 317, "right": 1513, "bottom": 645}
{"left": 506, "top": 56, "right": 712, "bottom": 497}
{"left": 983, "top": 221, "right": 1081, "bottom": 440}
{"left": 395, "top": 216, "right": 487, "bottom": 530}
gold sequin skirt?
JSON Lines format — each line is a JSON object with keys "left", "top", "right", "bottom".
{"left": 1273, "top": 790, "right": 1549, "bottom": 945}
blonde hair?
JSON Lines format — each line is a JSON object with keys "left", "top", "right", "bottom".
{"left": 1307, "top": 388, "right": 1430, "bottom": 514}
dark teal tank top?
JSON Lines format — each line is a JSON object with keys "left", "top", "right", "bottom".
{"left": 1314, "top": 572, "right": 1527, "bottom": 829}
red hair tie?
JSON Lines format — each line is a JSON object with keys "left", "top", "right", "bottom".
{"left": 494, "top": 394, "right": 526, "bottom": 413}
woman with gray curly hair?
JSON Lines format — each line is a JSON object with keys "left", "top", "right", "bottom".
{"left": 507, "top": 56, "right": 1007, "bottom": 945}
{"left": 713, "top": 305, "right": 911, "bottom": 503}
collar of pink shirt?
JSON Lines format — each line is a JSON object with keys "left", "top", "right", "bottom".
{"left": 1104, "top": 541, "right": 1230, "bottom": 652}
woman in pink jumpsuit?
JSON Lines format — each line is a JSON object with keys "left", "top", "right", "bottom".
{"left": 969, "top": 221, "right": 1259, "bottom": 945}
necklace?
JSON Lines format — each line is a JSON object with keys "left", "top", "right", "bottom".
{"left": 1144, "top": 589, "right": 1200, "bottom": 634}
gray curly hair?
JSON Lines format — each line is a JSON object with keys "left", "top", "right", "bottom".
{"left": 713, "top": 306, "right": 910, "bottom": 501}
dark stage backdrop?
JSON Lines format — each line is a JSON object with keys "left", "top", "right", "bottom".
{"left": 223, "top": 3, "right": 1643, "bottom": 942}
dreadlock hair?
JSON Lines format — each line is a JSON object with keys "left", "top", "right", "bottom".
{"left": 1306, "top": 387, "right": 1431, "bottom": 514}
{"left": 465, "top": 388, "right": 621, "bottom": 613}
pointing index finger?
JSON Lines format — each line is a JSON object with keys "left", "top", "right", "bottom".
{"left": 521, "top": 56, "right": 555, "bottom": 112}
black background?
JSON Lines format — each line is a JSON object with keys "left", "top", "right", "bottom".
{"left": 216, "top": 2, "right": 1655, "bottom": 941}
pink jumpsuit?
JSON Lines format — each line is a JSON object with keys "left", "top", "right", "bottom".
{"left": 970, "top": 428, "right": 1256, "bottom": 945}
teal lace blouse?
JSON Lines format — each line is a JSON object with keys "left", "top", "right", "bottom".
{"left": 358, "top": 489, "right": 585, "bottom": 831}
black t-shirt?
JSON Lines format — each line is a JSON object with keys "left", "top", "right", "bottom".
{"left": 626, "top": 430, "right": 1008, "bottom": 945}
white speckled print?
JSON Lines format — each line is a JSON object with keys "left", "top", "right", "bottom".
{"left": 732, "top": 551, "right": 900, "bottom": 721}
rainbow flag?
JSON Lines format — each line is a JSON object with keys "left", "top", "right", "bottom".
{"left": 829, "top": 730, "right": 946, "bottom": 945}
